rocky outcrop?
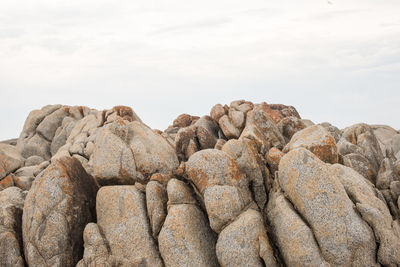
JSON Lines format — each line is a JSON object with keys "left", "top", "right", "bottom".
{"left": 185, "top": 149, "right": 277, "bottom": 266}
{"left": 1, "top": 101, "right": 400, "bottom": 267}
{"left": 22, "top": 157, "right": 99, "bottom": 267}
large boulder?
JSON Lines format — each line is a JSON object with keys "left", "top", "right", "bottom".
{"left": 90, "top": 186, "right": 163, "bottom": 266}
{"left": 278, "top": 148, "right": 377, "bottom": 266}
{"left": 0, "top": 144, "right": 24, "bottom": 179}
{"left": 371, "top": 125, "right": 399, "bottom": 153}
{"left": 331, "top": 164, "right": 400, "bottom": 266}
{"left": 283, "top": 124, "right": 338, "bottom": 164}
{"left": 222, "top": 139, "right": 268, "bottom": 211}
{"left": 22, "top": 157, "right": 99, "bottom": 267}
{"left": 0, "top": 187, "right": 26, "bottom": 267}
{"left": 158, "top": 179, "right": 218, "bottom": 267}
{"left": 89, "top": 118, "right": 179, "bottom": 185}
{"left": 185, "top": 149, "right": 277, "bottom": 265}
{"left": 267, "top": 185, "right": 329, "bottom": 267}
{"left": 146, "top": 180, "right": 168, "bottom": 238}
{"left": 243, "top": 103, "right": 285, "bottom": 152}
{"left": 338, "top": 123, "right": 384, "bottom": 180}
{"left": 216, "top": 209, "right": 278, "bottom": 267}
{"left": 129, "top": 121, "right": 179, "bottom": 179}
{"left": 90, "top": 119, "right": 137, "bottom": 185}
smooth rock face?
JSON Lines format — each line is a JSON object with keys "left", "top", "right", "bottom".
{"left": 22, "top": 157, "right": 99, "bottom": 267}
{"left": 278, "top": 148, "right": 377, "bottom": 266}
{"left": 0, "top": 187, "right": 26, "bottom": 267}
{"left": 216, "top": 209, "right": 277, "bottom": 267}
{"left": 96, "top": 186, "right": 163, "bottom": 266}
{"left": 159, "top": 179, "right": 218, "bottom": 267}
{"left": 283, "top": 124, "right": 338, "bottom": 164}
{"left": 0, "top": 144, "right": 24, "bottom": 179}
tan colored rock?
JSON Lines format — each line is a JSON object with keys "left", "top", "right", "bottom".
{"left": 210, "top": 104, "right": 226, "bottom": 122}
{"left": 96, "top": 186, "right": 163, "bottom": 266}
{"left": 244, "top": 104, "right": 285, "bottom": 151}
{"left": 173, "top": 113, "right": 198, "bottom": 128}
{"left": 0, "top": 187, "right": 26, "bottom": 267}
{"left": 175, "top": 125, "right": 199, "bottom": 161}
{"left": 222, "top": 139, "right": 268, "bottom": 210}
{"left": 76, "top": 223, "right": 111, "bottom": 267}
{"left": 214, "top": 139, "right": 226, "bottom": 150}
{"left": 342, "top": 153, "right": 375, "bottom": 182}
{"left": 22, "top": 157, "right": 99, "bottom": 267}
{"left": 267, "top": 185, "right": 329, "bottom": 267}
{"left": 216, "top": 209, "right": 277, "bottom": 267}
{"left": 376, "top": 157, "right": 399, "bottom": 190}
{"left": 158, "top": 179, "right": 218, "bottom": 267}
{"left": 278, "top": 148, "right": 377, "bottom": 266}
{"left": 0, "top": 144, "right": 24, "bottom": 179}
{"left": 17, "top": 105, "right": 62, "bottom": 159}
{"left": 129, "top": 121, "right": 179, "bottom": 179}
{"left": 25, "top": 155, "right": 45, "bottom": 166}
{"left": 320, "top": 122, "right": 341, "bottom": 142}
{"left": 219, "top": 115, "right": 241, "bottom": 139}
{"left": 371, "top": 124, "right": 398, "bottom": 153}
{"left": 194, "top": 116, "right": 220, "bottom": 149}
{"left": 339, "top": 123, "right": 384, "bottom": 178}
{"left": 266, "top": 147, "right": 285, "bottom": 175}
{"left": 204, "top": 185, "right": 247, "bottom": 233}
{"left": 331, "top": 164, "right": 400, "bottom": 266}
{"left": 167, "top": 178, "right": 197, "bottom": 205}
{"left": 146, "top": 180, "right": 167, "bottom": 238}
{"left": 185, "top": 149, "right": 250, "bottom": 196}
{"left": 91, "top": 121, "right": 137, "bottom": 185}
{"left": 283, "top": 124, "right": 338, "bottom": 164}
{"left": 0, "top": 174, "right": 14, "bottom": 191}
{"left": 277, "top": 116, "right": 306, "bottom": 142}
{"left": 159, "top": 204, "right": 218, "bottom": 267}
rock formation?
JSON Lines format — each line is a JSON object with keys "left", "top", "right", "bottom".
{"left": 0, "top": 101, "right": 399, "bottom": 267}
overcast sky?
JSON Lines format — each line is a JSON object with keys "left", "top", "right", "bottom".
{"left": 1, "top": 0, "right": 399, "bottom": 140}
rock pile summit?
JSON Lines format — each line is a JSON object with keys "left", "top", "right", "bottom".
{"left": 1, "top": 101, "right": 400, "bottom": 266}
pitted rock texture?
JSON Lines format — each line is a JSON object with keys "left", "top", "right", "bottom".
{"left": 0, "top": 187, "right": 26, "bottom": 267}
{"left": 1, "top": 101, "right": 400, "bottom": 267}
{"left": 22, "top": 157, "right": 99, "bottom": 267}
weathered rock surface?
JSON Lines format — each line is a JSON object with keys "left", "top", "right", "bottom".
{"left": 22, "top": 157, "right": 99, "bottom": 267}
{"left": 338, "top": 123, "right": 384, "bottom": 180}
{"left": 80, "top": 186, "right": 163, "bottom": 266}
{"left": 216, "top": 209, "right": 277, "bottom": 267}
{"left": 283, "top": 124, "right": 338, "bottom": 164}
{"left": 267, "top": 184, "right": 329, "bottom": 267}
{"left": 159, "top": 179, "right": 218, "bottom": 267}
{"left": 0, "top": 187, "right": 26, "bottom": 267}
{"left": 279, "top": 148, "right": 377, "bottom": 266}
{"left": 0, "top": 144, "right": 24, "bottom": 179}
{"left": 2, "top": 101, "right": 400, "bottom": 267}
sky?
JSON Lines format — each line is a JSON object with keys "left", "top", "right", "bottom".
{"left": 1, "top": 0, "right": 400, "bottom": 140}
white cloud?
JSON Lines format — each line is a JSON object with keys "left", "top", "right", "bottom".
{"left": 0, "top": 0, "right": 400, "bottom": 140}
